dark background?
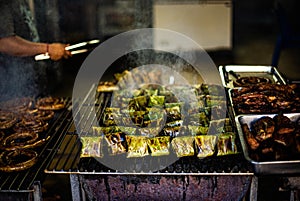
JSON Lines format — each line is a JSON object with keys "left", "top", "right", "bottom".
{"left": 32, "top": 0, "right": 300, "bottom": 98}
{"left": 31, "top": 0, "right": 300, "bottom": 97}
{"left": 33, "top": 1, "right": 300, "bottom": 200}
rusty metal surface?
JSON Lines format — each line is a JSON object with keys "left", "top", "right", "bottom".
{"left": 76, "top": 174, "right": 252, "bottom": 201}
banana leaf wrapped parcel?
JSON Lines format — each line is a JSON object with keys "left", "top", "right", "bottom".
{"left": 217, "top": 132, "right": 238, "bottom": 156}
{"left": 165, "top": 106, "right": 182, "bottom": 122}
{"left": 163, "top": 126, "right": 180, "bottom": 138}
{"left": 208, "top": 119, "right": 226, "bottom": 135}
{"left": 188, "top": 125, "right": 209, "bottom": 135}
{"left": 93, "top": 126, "right": 121, "bottom": 136}
{"left": 149, "top": 95, "right": 165, "bottom": 107}
{"left": 90, "top": 82, "right": 239, "bottom": 160}
{"left": 105, "top": 132, "right": 127, "bottom": 155}
{"left": 195, "top": 135, "right": 217, "bottom": 158}
{"left": 139, "top": 126, "right": 161, "bottom": 137}
{"left": 126, "top": 135, "right": 149, "bottom": 158}
{"left": 171, "top": 136, "right": 194, "bottom": 157}
{"left": 102, "top": 107, "right": 121, "bottom": 126}
{"left": 187, "top": 112, "right": 210, "bottom": 127}
{"left": 147, "top": 136, "right": 170, "bottom": 156}
{"left": 80, "top": 136, "right": 103, "bottom": 158}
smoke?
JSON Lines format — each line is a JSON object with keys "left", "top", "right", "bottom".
{"left": 107, "top": 29, "right": 196, "bottom": 87}
{"left": 0, "top": 55, "right": 47, "bottom": 101}
{"left": 73, "top": 28, "right": 227, "bottom": 173}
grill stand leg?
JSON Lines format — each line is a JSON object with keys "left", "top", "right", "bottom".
{"left": 249, "top": 176, "right": 258, "bottom": 201}
{"left": 32, "top": 181, "right": 42, "bottom": 201}
{"left": 290, "top": 190, "right": 295, "bottom": 201}
{"left": 70, "top": 174, "right": 84, "bottom": 201}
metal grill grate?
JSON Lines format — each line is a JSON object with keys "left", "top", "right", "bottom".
{"left": 0, "top": 98, "right": 72, "bottom": 192}
{"left": 45, "top": 86, "right": 253, "bottom": 176}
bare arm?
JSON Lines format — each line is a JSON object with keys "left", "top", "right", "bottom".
{"left": 0, "top": 35, "right": 71, "bottom": 61}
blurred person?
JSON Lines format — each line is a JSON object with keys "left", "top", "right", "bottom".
{"left": 0, "top": 1, "right": 71, "bottom": 101}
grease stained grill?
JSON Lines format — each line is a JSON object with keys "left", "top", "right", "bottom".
{"left": 45, "top": 85, "right": 254, "bottom": 200}
{"left": 46, "top": 86, "right": 253, "bottom": 174}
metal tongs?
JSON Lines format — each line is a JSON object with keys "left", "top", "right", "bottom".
{"left": 34, "top": 39, "right": 100, "bottom": 61}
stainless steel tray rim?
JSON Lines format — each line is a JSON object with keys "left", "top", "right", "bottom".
{"left": 219, "top": 65, "right": 287, "bottom": 88}
{"left": 235, "top": 113, "right": 300, "bottom": 175}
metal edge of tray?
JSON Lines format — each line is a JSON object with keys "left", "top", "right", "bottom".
{"left": 234, "top": 113, "right": 300, "bottom": 176}
{"left": 226, "top": 87, "right": 238, "bottom": 119}
{"left": 218, "top": 65, "right": 287, "bottom": 89}
{"left": 218, "top": 65, "right": 228, "bottom": 88}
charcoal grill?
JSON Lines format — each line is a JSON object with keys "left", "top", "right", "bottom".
{"left": 0, "top": 98, "right": 72, "bottom": 201}
{"left": 44, "top": 85, "right": 257, "bottom": 201}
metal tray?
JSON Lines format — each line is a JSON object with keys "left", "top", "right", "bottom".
{"left": 219, "top": 65, "right": 287, "bottom": 88}
{"left": 235, "top": 113, "right": 300, "bottom": 175}
{"left": 227, "top": 88, "right": 238, "bottom": 119}
{"left": 227, "top": 87, "right": 300, "bottom": 117}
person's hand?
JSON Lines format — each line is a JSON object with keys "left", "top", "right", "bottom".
{"left": 48, "top": 43, "right": 72, "bottom": 61}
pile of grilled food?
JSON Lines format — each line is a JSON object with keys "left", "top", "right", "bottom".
{"left": 231, "top": 83, "right": 300, "bottom": 114}
{"left": 229, "top": 75, "right": 300, "bottom": 162}
{"left": 0, "top": 97, "right": 65, "bottom": 172}
{"left": 80, "top": 83, "right": 239, "bottom": 159}
{"left": 241, "top": 113, "right": 300, "bottom": 161}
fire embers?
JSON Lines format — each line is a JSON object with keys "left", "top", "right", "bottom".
{"left": 242, "top": 113, "right": 300, "bottom": 161}
{"left": 80, "top": 84, "right": 238, "bottom": 159}
{"left": 0, "top": 96, "right": 64, "bottom": 172}
{"left": 231, "top": 84, "right": 300, "bottom": 114}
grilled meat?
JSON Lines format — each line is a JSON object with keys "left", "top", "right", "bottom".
{"left": 0, "top": 149, "right": 38, "bottom": 172}
{"left": 252, "top": 116, "right": 275, "bottom": 142}
{"left": 243, "top": 114, "right": 300, "bottom": 161}
{"left": 232, "top": 84, "right": 300, "bottom": 114}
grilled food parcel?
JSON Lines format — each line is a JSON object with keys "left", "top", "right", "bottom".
{"left": 231, "top": 84, "right": 300, "bottom": 114}
{"left": 81, "top": 84, "right": 239, "bottom": 159}
{"left": 241, "top": 113, "right": 300, "bottom": 162}
{"left": 0, "top": 97, "right": 65, "bottom": 172}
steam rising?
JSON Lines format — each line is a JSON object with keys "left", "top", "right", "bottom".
{"left": 72, "top": 28, "right": 226, "bottom": 172}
